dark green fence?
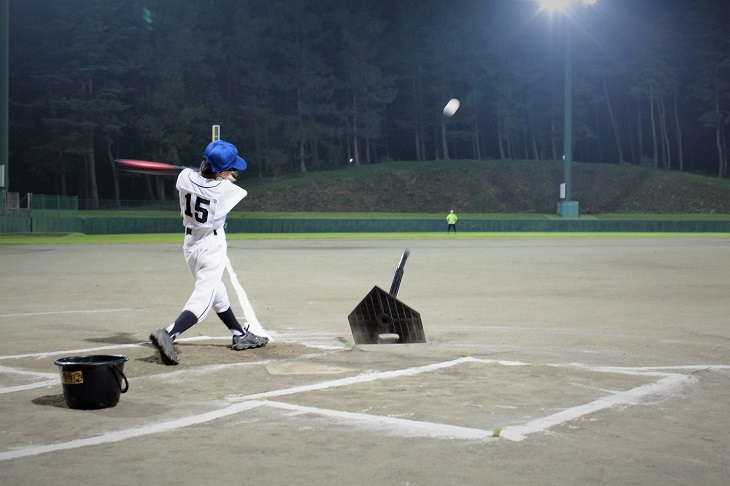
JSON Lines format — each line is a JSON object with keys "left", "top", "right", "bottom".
{"left": 1, "top": 193, "right": 78, "bottom": 233}
{"left": 3, "top": 215, "right": 730, "bottom": 235}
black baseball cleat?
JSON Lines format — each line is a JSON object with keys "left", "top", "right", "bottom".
{"left": 232, "top": 332, "right": 269, "bottom": 350}
{"left": 150, "top": 328, "right": 180, "bottom": 365}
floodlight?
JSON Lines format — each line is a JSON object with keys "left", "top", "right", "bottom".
{"left": 539, "top": 0, "right": 572, "bottom": 11}
{"left": 539, "top": 0, "right": 596, "bottom": 11}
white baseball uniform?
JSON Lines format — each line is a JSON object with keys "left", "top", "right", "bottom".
{"left": 176, "top": 168, "right": 247, "bottom": 321}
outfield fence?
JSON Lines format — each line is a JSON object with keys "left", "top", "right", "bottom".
{"left": 1, "top": 192, "right": 78, "bottom": 233}
{"left": 3, "top": 215, "right": 730, "bottom": 235}
{"left": 2, "top": 194, "right": 730, "bottom": 235}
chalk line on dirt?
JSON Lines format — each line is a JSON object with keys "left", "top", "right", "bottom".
{"left": 0, "top": 353, "right": 716, "bottom": 460}
{"left": 0, "top": 401, "right": 266, "bottom": 461}
{"left": 0, "top": 336, "right": 231, "bottom": 361}
{"left": 226, "top": 257, "right": 271, "bottom": 339}
{"left": 500, "top": 372, "right": 690, "bottom": 442}
{"left": 0, "top": 309, "right": 132, "bottom": 319}
{"left": 0, "top": 365, "right": 58, "bottom": 395}
{"left": 264, "top": 401, "right": 496, "bottom": 440}
{"left": 0, "top": 358, "right": 470, "bottom": 461}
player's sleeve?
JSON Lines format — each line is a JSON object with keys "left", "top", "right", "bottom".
{"left": 176, "top": 168, "right": 193, "bottom": 191}
{"left": 218, "top": 182, "right": 248, "bottom": 215}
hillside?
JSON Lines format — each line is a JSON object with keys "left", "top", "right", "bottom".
{"left": 238, "top": 160, "right": 730, "bottom": 215}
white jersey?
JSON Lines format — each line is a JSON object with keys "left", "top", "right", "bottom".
{"left": 176, "top": 168, "right": 247, "bottom": 232}
{"left": 175, "top": 168, "right": 247, "bottom": 322}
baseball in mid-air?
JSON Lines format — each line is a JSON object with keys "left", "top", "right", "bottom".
{"left": 443, "top": 98, "right": 460, "bottom": 117}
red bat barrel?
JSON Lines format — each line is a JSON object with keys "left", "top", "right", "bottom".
{"left": 115, "top": 159, "right": 185, "bottom": 175}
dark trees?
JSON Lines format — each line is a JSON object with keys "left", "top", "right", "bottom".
{"left": 8, "top": 0, "right": 730, "bottom": 201}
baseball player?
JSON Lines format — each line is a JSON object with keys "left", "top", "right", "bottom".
{"left": 446, "top": 210, "right": 458, "bottom": 233}
{"left": 150, "top": 140, "right": 268, "bottom": 365}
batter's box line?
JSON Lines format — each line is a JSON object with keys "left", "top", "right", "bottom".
{"left": 259, "top": 400, "right": 495, "bottom": 440}
{"left": 0, "top": 350, "right": 343, "bottom": 395}
{"left": 227, "top": 357, "right": 701, "bottom": 442}
{"left": 0, "top": 365, "right": 58, "bottom": 395}
{"left": 500, "top": 372, "right": 688, "bottom": 442}
{"left": 0, "top": 309, "right": 133, "bottom": 319}
{"left": 0, "top": 357, "right": 710, "bottom": 462}
{"left": 0, "top": 358, "right": 481, "bottom": 462}
{"left": 0, "top": 336, "right": 272, "bottom": 362}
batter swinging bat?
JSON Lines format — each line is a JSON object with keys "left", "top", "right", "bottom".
{"left": 389, "top": 249, "right": 410, "bottom": 297}
{"left": 115, "top": 159, "right": 188, "bottom": 175}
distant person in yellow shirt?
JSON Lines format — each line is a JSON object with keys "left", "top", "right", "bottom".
{"left": 446, "top": 210, "right": 458, "bottom": 233}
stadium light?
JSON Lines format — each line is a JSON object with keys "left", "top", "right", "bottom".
{"left": 539, "top": 0, "right": 596, "bottom": 11}
{"left": 538, "top": 0, "right": 597, "bottom": 218}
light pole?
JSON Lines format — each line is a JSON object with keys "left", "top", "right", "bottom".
{"left": 539, "top": 0, "right": 595, "bottom": 218}
{"left": 558, "top": 14, "right": 577, "bottom": 217}
{"left": 1, "top": 0, "right": 8, "bottom": 205}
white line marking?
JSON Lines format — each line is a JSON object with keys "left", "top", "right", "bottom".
{"left": 0, "top": 380, "right": 58, "bottom": 395}
{"left": 0, "top": 365, "right": 57, "bottom": 379}
{"left": 264, "top": 401, "right": 494, "bottom": 440}
{"left": 0, "top": 357, "right": 472, "bottom": 461}
{"left": 0, "top": 344, "right": 147, "bottom": 361}
{"left": 0, "top": 401, "right": 266, "bottom": 461}
{"left": 471, "top": 358, "right": 529, "bottom": 367}
{"left": 0, "top": 365, "right": 62, "bottom": 394}
{"left": 0, "top": 336, "right": 239, "bottom": 361}
{"left": 0, "top": 364, "right": 57, "bottom": 394}
{"left": 143, "top": 352, "right": 336, "bottom": 382}
{"left": 228, "top": 357, "right": 474, "bottom": 402}
{"left": 0, "top": 356, "right": 722, "bottom": 460}
{"left": 0, "top": 309, "right": 132, "bottom": 319}
{"left": 594, "top": 365, "right": 730, "bottom": 372}
{"left": 500, "top": 372, "right": 689, "bottom": 442}
{"left": 226, "top": 257, "right": 270, "bottom": 339}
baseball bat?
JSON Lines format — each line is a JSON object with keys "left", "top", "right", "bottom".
{"left": 115, "top": 159, "right": 189, "bottom": 175}
{"left": 389, "top": 249, "right": 410, "bottom": 297}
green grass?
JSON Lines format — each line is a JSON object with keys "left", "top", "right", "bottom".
{"left": 237, "top": 159, "right": 730, "bottom": 214}
{"left": 76, "top": 159, "right": 730, "bottom": 217}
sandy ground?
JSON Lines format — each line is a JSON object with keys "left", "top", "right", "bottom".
{"left": 0, "top": 236, "right": 729, "bottom": 485}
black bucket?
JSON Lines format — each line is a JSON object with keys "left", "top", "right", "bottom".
{"left": 53, "top": 355, "right": 129, "bottom": 410}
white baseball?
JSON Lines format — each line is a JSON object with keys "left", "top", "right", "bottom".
{"left": 443, "top": 98, "right": 460, "bottom": 117}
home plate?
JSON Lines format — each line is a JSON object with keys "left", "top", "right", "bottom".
{"left": 265, "top": 363, "right": 356, "bottom": 376}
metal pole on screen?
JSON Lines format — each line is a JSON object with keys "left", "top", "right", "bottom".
{"left": 540, "top": 0, "right": 596, "bottom": 218}
{"left": 1, "top": 0, "right": 9, "bottom": 202}
{"left": 560, "top": 19, "right": 575, "bottom": 214}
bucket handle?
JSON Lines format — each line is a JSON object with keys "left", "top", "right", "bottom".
{"left": 111, "top": 364, "right": 129, "bottom": 394}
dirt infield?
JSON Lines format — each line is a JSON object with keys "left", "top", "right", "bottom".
{"left": 1, "top": 237, "right": 729, "bottom": 485}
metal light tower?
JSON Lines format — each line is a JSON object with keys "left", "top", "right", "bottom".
{"left": 540, "top": 0, "right": 596, "bottom": 218}
{"left": 557, "top": 15, "right": 578, "bottom": 217}
{"left": 1, "top": 0, "right": 8, "bottom": 202}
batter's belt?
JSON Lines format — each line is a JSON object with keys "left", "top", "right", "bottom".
{"left": 185, "top": 228, "right": 218, "bottom": 236}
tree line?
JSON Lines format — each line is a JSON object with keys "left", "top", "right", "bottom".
{"left": 9, "top": 0, "right": 730, "bottom": 208}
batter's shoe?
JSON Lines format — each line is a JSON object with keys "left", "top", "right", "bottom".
{"left": 150, "top": 328, "right": 179, "bottom": 365}
{"left": 232, "top": 332, "right": 269, "bottom": 350}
